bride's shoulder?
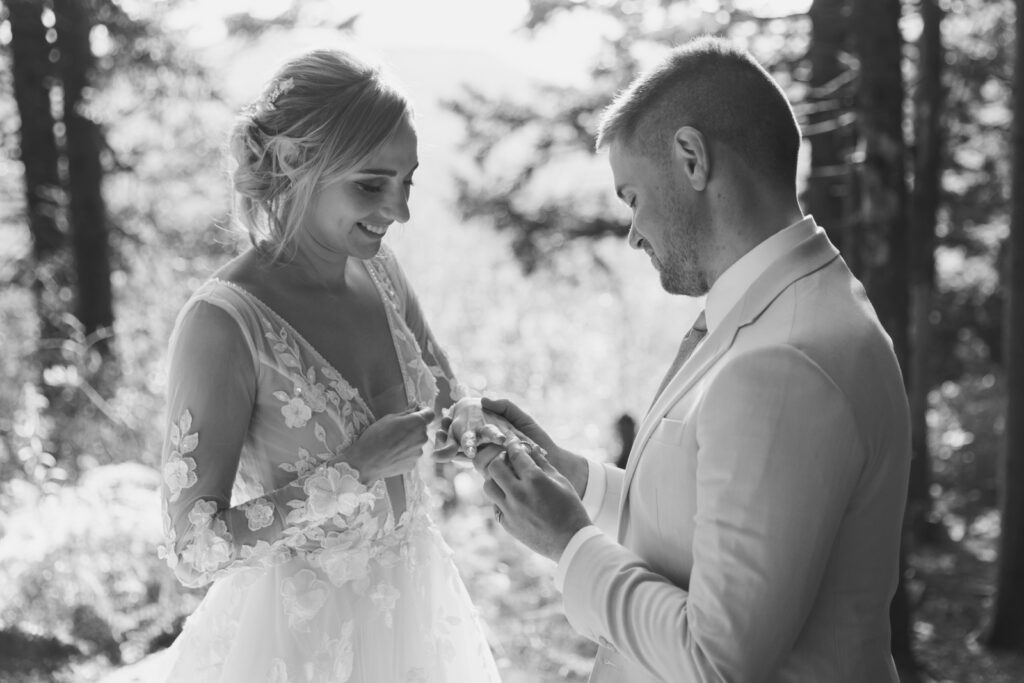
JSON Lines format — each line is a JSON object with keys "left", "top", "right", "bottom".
{"left": 174, "top": 250, "right": 272, "bottom": 323}
{"left": 210, "top": 248, "right": 265, "bottom": 288}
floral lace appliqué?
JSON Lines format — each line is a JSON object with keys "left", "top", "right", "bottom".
{"left": 163, "top": 410, "right": 199, "bottom": 501}
{"left": 370, "top": 581, "right": 401, "bottom": 627}
{"left": 243, "top": 499, "right": 275, "bottom": 531}
{"left": 309, "top": 621, "right": 355, "bottom": 681}
{"left": 298, "top": 462, "right": 368, "bottom": 523}
{"left": 280, "top": 395, "right": 312, "bottom": 428}
{"left": 267, "top": 658, "right": 290, "bottom": 683}
{"left": 281, "top": 568, "right": 328, "bottom": 632}
{"left": 180, "top": 499, "right": 233, "bottom": 574}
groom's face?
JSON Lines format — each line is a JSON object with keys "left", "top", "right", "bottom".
{"left": 609, "top": 138, "right": 710, "bottom": 296}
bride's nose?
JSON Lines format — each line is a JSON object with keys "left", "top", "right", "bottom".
{"left": 381, "top": 188, "right": 411, "bottom": 224}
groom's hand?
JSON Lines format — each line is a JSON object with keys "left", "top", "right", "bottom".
{"left": 432, "top": 402, "right": 522, "bottom": 462}
{"left": 482, "top": 397, "right": 590, "bottom": 498}
{"left": 482, "top": 445, "right": 592, "bottom": 562}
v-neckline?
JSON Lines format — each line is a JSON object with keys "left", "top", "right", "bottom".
{"left": 209, "top": 257, "right": 409, "bottom": 424}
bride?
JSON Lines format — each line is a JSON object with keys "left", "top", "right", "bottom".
{"left": 157, "top": 48, "right": 502, "bottom": 682}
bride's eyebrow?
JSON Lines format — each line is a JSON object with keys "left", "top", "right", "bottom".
{"left": 357, "top": 168, "right": 396, "bottom": 177}
{"left": 356, "top": 162, "right": 420, "bottom": 177}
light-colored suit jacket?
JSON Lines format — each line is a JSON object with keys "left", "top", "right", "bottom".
{"left": 562, "top": 226, "right": 911, "bottom": 682}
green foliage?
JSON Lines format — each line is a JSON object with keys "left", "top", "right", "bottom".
{"left": 929, "top": 369, "right": 1004, "bottom": 529}
{"left": 442, "top": 0, "right": 809, "bottom": 272}
{"left": 0, "top": 462, "right": 201, "bottom": 665}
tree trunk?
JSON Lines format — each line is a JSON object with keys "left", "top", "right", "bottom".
{"left": 54, "top": 0, "right": 115, "bottom": 351}
{"left": 8, "top": 0, "right": 63, "bottom": 260}
{"left": 8, "top": 0, "right": 70, "bottom": 377}
{"left": 852, "top": 0, "right": 910, "bottom": 370}
{"left": 851, "top": 0, "right": 915, "bottom": 673}
{"left": 907, "top": 0, "right": 945, "bottom": 544}
{"left": 805, "top": 0, "right": 852, "bottom": 254}
{"left": 984, "top": 0, "right": 1024, "bottom": 651}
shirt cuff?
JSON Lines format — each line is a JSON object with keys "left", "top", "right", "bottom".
{"left": 580, "top": 457, "right": 607, "bottom": 519}
{"left": 554, "top": 525, "right": 604, "bottom": 592}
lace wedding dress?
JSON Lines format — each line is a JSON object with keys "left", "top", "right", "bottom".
{"left": 157, "top": 246, "right": 500, "bottom": 682}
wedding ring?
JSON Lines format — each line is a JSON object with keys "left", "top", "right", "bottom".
{"left": 504, "top": 437, "right": 525, "bottom": 457}
{"left": 461, "top": 432, "right": 477, "bottom": 458}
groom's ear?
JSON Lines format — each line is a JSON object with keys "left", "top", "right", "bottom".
{"left": 673, "top": 126, "right": 709, "bottom": 192}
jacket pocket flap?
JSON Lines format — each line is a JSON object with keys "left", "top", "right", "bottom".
{"left": 648, "top": 417, "right": 687, "bottom": 446}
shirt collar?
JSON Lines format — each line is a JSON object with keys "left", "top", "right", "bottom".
{"left": 704, "top": 216, "right": 819, "bottom": 333}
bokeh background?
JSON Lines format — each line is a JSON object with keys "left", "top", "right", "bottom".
{"left": 1, "top": 0, "right": 1023, "bottom": 681}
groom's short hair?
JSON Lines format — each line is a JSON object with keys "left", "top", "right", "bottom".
{"left": 596, "top": 37, "right": 801, "bottom": 187}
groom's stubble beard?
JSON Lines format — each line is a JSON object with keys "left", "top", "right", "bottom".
{"left": 659, "top": 196, "right": 710, "bottom": 297}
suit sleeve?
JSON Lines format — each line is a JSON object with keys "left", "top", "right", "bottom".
{"left": 560, "top": 346, "right": 866, "bottom": 683}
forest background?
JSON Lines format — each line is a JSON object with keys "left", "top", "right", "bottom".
{"left": 1, "top": 0, "right": 1023, "bottom": 681}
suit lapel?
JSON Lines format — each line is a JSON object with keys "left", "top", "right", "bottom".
{"left": 617, "top": 228, "right": 841, "bottom": 528}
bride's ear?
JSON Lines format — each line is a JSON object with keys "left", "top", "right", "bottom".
{"left": 673, "top": 126, "right": 709, "bottom": 192}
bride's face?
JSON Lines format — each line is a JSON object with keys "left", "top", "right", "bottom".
{"left": 303, "top": 117, "right": 419, "bottom": 260}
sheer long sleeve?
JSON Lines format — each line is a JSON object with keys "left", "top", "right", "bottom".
{"left": 158, "top": 301, "right": 379, "bottom": 589}
{"left": 376, "top": 248, "right": 467, "bottom": 412}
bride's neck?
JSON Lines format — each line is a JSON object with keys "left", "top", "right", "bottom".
{"left": 284, "top": 237, "right": 351, "bottom": 291}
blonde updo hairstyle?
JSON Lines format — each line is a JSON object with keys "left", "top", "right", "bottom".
{"left": 228, "top": 49, "right": 412, "bottom": 262}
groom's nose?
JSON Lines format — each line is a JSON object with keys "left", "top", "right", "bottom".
{"left": 627, "top": 222, "right": 644, "bottom": 250}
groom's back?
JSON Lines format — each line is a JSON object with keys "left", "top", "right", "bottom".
{"left": 759, "top": 255, "right": 910, "bottom": 683}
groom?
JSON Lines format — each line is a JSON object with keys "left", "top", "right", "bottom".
{"left": 471, "top": 37, "right": 911, "bottom": 682}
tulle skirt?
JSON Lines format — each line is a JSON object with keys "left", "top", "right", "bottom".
{"left": 160, "top": 521, "right": 501, "bottom": 683}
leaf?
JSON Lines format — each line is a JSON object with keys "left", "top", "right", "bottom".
{"left": 180, "top": 432, "right": 199, "bottom": 453}
{"left": 179, "top": 410, "right": 193, "bottom": 434}
{"left": 314, "top": 422, "right": 326, "bottom": 443}
{"left": 273, "top": 391, "right": 291, "bottom": 402}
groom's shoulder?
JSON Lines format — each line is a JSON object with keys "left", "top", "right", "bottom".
{"left": 748, "top": 266, "right": 899, "bottom": 375}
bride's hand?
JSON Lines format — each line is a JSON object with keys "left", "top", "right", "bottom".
{"left": 343, "top": 405, "right": 435, "bottom": 482}
{"left": 433, "top": 398, "right": 530, "bottom": 463}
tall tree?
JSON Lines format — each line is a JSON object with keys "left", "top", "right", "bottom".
{"left": 804, "top": 0, "right": 854, "bottom": 255}
{"left": 851, "top": 0, "right": 910, "bottom": 370}
{"left": 850, "top": 0, "right": 915, "bottom": 674}
{"left": 7, "top": 0, "right": 68, "bottom": 373}
{"left": 8, "top": 0, "right": 63, "bottom": 261}
{"left": 985, "top": 0, "right": 1024, "bottom": 651}
{"left": 54, "top": 0, "right": 114, "bottom": 350}
{"left": 907, "top": 0, "right": 945, "bottom": 544}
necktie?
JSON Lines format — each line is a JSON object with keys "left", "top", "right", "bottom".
{"left": 651, "top": 310, "right": 708, "bottom": 406}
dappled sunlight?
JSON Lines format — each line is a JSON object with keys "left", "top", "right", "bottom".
{"left": 0, "top": 0, "right": 1021, "bottom": 681}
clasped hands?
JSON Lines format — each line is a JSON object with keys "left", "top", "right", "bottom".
{"left": 432, "top": 397, "right": 593, "bottom": 562}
